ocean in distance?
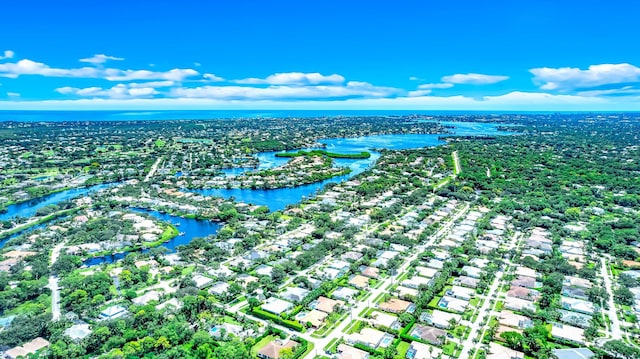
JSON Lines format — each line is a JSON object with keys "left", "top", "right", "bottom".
{"left": 0, "top": 109, "right": 601, "bottom": 122}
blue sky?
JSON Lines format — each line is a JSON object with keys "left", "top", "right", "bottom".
{"left": 1, "top": 0, "right": 639, "bottom": 110}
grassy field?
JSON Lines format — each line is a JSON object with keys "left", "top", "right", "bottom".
{"left": 251, "top": 335, "right": 275, "bottom": 357}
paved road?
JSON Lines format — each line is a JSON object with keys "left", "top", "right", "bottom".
{"left": 144, "top": 157, "right": 163, "bottom": 182}
{"left": 48, "top": 241, "right": 66, "bottom": 321}
{"left": 458, "top": 231, "right": 521, "bottom": 359}
{"left": 600, "top": 257, "right": 623, "bottom": 340}
{"left": 298, "top": 204, "right": 470, "bottom": 358}
{"left": 452, "top": 151, "right": 461, "bottom": 176}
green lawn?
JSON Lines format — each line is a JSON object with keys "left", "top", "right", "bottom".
{"left": 442, "top": 342, "right": 457, "bottom": 356}
{"left": 395, "top": 341, "right": 411, "bottom": 359}
{"left": 251, "top": 335, "right": 275, "bottom": 356}
{"left": 323, "top": 338, "right": 339, "bottom": 352}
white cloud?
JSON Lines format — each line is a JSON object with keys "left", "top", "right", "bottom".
{"left": 55, "top": 84, "right": 158, "bottom": 99}
{"left": 80, "top": 54, "right": 124, "bottom": 65}
{"left": 0, "top": 59, "right": 100, "bottom": 78}
{"left": 4, "top": 91, "right": 638, "bottom": 111}
{"left": 203, "top": 73, "right": 224, "bottom": 82}
{"left": 407, "top": 90, "right": 432, "bottom": 97}
{"left": 0, "top": 58, "right": 200, "bottom": 82}
{"left": 530, "top": 63, "right": 640, "bottom": 91}
{"left": 577, "top": 86, "right": 640, "bottom": 97}
{"left": 7, "top": 92, "right": 19, "bottom": 97}
{"left": 128, "top": 81, "right": 175, "bottom": 88}
{"left": 170, "top": 81, "right": 400, "bottom": 100}
{"left": 0, "top": 50, "right": 15, "bottom": 60}
{"left": 408, "top": 76, "right": 421, "bottom": 81}
{"left": 418, "top": 83, "right": 454, "bottom": 89}
{"left": 102, "top": 68, "right": 199, "bottom": 82}
{"left": 234, "top": 72, "right": 345, "bottom": 85}
{"left": 441, "top": 73, "right": 509, "bottom": 85}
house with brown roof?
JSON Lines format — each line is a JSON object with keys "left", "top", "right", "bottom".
{"left": 299, "top": 310, "right": 327, "bottom": 328}
{"left": 337, "top": 344, "right": 369, "bottom": 359}
{"left": 349, "top": 275, "right": 370, "bottom": 289}
{"left": 507, "top": 286, "right": 540, "bottom": 301}
{"left": 378, "top": 298, "right": 414, "bottom": 314}
{"left": 362, "top": 266, "right": 380, "bottom": 279}
{"left": 312, "top": 296, "right": 343, "bottom": 313}
{"left": 498, "top": 310, "right": 533, "bottom": 329}
{"left": 511, "top": 275, "right": 539, "bottom": 289}
{"left": 487, "top": 342, "right": 525, "bottom": 359}
{"left": 257, "top": 339, "right": 298, "bottom": 359}
{"left": 4, "top": 337, "right": 50, "bottom": 359}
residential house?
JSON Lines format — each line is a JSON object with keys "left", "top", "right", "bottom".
{"left": 415, "top": 266, "right": 439, "bottom": 279}
{"left": 553, "top": 348, "right": 595, "bottom": 359}
{"left": 402, "top": 276, "right": 431, "bottom": 289}
{"left": 410, "top": 324, "right": 447, "bottom": 345}
{"left": 560, "top": 297, "right": 595, "bottom": 315}
{"left": 192, "top": 274, "right": 214, "bottom": 289}
{"left": 237, "top": 274, "right": 259, "bottom": 288}
{"left": 64, "top": 323, "right": 92, "bottom": 341}
{"left": 369, "top": 311, "right": 400, "bottom": 330}
{"left": 507, "top": 286, "right": 540, "bottom": 301}
{"left": 563, "top": 276, "right": 592, "bottom": 289}
{"left": 397, "top": 286, "right": 419, "bottom": 300}
{"left": 280, "top": 287, "right": 310, "bottom": 303}
{"left": 209, "top": 282, "right": 230, "bottom": 297}
{"left": 99, "top": 305, "right": 129, "bottom": 320}
{"left": 420, "top": 310, "right": 461, "bottom": 329}
{"left": 486, "top": 342, "right": 525, "bottom": 359}
{"left": 4, "top": 338, "right": 50, "bottom": 359}
{"left": 551, "top": 323, "right": 585, "bottom": 344}
{"left": 362, "top": 266, "right": 380, "bottom": 279}
{"left": 511, "top": 276, "right": 540, "bottom": 289}
{"left": 498, "top": 310, "right": 533, "bottom": 329}
{"left": 406, "top": 341, "right": 443, "bottom": 359}
{"left": 437, "top": 296, "right": 469, "bottom": 313}
{"left": 333, "top": 287, "right": 359, "bottom": 301}
{"left": 323, "top": 267, "right": 343, "bottom": 280}
{"left": 347, "top": 327, "right": 389, "bottom": 349}
{"left": 255, "top": 265, "right": 274, "bottom": 276}
{"left": 504, "top": 297, "right": 536, "bottom": 312}
{"left": 262, "top": 297, "right": 293, "bottom": 315}
{"left": 337, "top": 344, "right": 369, "bottom": 359}
{"left": 132, "top": 290, "right": 162, "bottom": 305}
{"left": 446, "top": 286, "right": 475, "bottom": 300}
{"left": 342, "top": 251, "right": 363, "bottom": 262}
{"left": 453, "top": 276, "right": 479, "bottom": 288}
{"left": 312, "top": 296, "right": 343, "bottom": 314}
{"left": 257, "top": 339, "right": 298, "bottom": 359}
{"left": 562, "top": 286, "right": 589, "bottom": 301}
{"left": 514, "top": 266, "right": 537, "bottom": 279}
{"left": 461, "top": 266, "right": 483, "bottom": 279}
{"left": 379, "top": 298, "right": 415, "bottom": 314}
{"left": 426, "top": 259, "right": 444, "bottom": 270}
{"left": 558, "top": 310, "right": 592, "bottom": 328}
{"left": 299, "top": 310, "right": 327, "bottom": 328}
{"left": 349, "top": 275, "right": 371, "bottom": 290}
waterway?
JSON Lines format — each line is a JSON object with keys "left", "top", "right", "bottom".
{"left": 193, "top": 121, "right": 510, "bottom": 211}
{"left": 1, "top": 121, "right": 511, "bottom": 262}
{"left": 0, "top": 183, "right": 114, "bottom": 221}
{"left": 82, "top": 209, "right": 222, "bottom": 266}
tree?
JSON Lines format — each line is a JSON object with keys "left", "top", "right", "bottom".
{"left": 614, "top": 286, "right": 634, "bottom": 306}
{"left": 501, "top": 331, "right": 524, "bottom": 351}
{"left": 271, "top": 266, "right": 286, "bottom": 284}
